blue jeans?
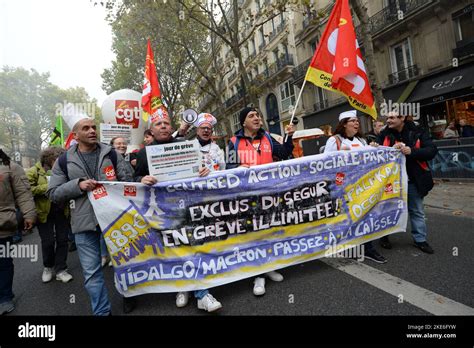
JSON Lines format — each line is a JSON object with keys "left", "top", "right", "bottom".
{"left": 408, "top": 182, "right": 427, "bottom": 243}
{"left": 194, "top": 289, "right": 209, "bottom": 299}
{"left": 0, "top": 237, "right": 14, "bottom": 304}
{"left": 99, "top": 234, "right": 108, "bottom": 258}
{"left": 75, "top": 227, "right": 111, "bottom": 316}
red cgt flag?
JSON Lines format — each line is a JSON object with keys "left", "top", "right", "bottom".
{"left": 141, "top": 39, "right": 169, "bottom": 123}
{"left": 305, "top": 0, "right": 377, "bottom": 119}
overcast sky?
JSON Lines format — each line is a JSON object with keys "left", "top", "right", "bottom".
{"left": 0, "top": 0, "right": 115, "bottom": 105}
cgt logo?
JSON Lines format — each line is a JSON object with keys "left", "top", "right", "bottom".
{"left": 124, "top": 185, "right": 137, "bottom": 197}
{"left": 103, "top": 165, "right": 116, "bottom": 181}
{"left": 115, "top": 100, "right": 141, "bottom": 128}
{"left": 92, "top": 184, "right": 108, "bottom": 200}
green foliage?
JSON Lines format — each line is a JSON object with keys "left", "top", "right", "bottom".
{"left": 0, "top": 66, "right": 98, "bottom": 161}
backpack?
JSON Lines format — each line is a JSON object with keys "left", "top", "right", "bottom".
{"left": 58, "top": 149, "right": 117, "bottom": 181}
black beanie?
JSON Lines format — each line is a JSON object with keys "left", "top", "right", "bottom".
{"left": 239, "top": 107, "right": 256, "bottom": 127}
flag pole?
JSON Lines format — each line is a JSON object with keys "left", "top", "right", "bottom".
{"left": 284, "top": 78, "right": 307, "bottom": 142}
{"left": 59, "top": 114, "right": 64, "bottom": 146}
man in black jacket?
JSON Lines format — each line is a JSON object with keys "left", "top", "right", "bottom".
{"left": 375, "top": 112, "right": 438, "bottom": 254}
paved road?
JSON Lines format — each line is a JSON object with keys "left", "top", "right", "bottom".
{"left": 7, "top": 208, "right": 474, "bottom": 316}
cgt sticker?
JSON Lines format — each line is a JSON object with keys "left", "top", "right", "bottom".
{"left": 92, "top": 184, "right": 108, "bottom": 200}
{"left": 104, "top": 165, "right": 116, "bottom": 181}
{"left": 335, "top": 172, "right": 345, "bottom": 186}
{"left": 124, "top": 185, "right": 137, "bottom": 197}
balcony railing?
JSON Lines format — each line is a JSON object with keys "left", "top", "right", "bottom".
{"left": 369, "top": 0, "right": 433, "bottom": 34}
{"left": 388, "top": 64, "right": 419, "bottom": 85}
{"left": 292, "top": 58, "right": 312, "bottom": 82}
{"left": 268, "top": 55, "right": 294, "bottom": 76}
{"left": 225, "top": 90, "right": 244, "bottom": 109}
{"left": 453, "top": 39, "right": 474, "bottom": 59}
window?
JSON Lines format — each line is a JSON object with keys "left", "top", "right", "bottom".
{"left": 259, "top": 28, "right": 265, "bottom": 48}
{"left": 280, "top": 80, "right": 296, "bottom": 111}
{"left": 390, "top": 38, "right": 414, "bottom": 82}
{"left": 231, "top": 111, "right": 240, "bottom": 133}
{"left": 454, "top": 9, "right": 474, "bottom": 42}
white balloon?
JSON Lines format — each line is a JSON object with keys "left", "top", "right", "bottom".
{"left": 101, "top": 89, "right": 146, "bottom": 152}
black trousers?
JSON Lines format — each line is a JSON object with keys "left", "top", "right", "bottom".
{"left": 37, "top": 206, "right": 70, "bottom": 273}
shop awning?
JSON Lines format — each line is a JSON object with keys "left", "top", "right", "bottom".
{"left": 407, "top": 63, "right": 474, "bottom": 105}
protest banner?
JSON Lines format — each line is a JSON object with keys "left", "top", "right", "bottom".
{"left": 100, "top": 123, "right": 132, "bottom": 145}
{"left": 145, "top": 140, "right": 202, "bottom": 181}
{"left": 89, "top": 147, "right": 407, "bottom": 296}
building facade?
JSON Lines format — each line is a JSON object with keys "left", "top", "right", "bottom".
{"left": 193, "top": 0, "right": 474, "bottom": 141}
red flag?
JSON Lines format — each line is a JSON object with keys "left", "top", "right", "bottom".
{"left": 141, "top": 39, "right": 169, "bottom": 123}
{"left": 64, "top": 132, "right": 76, "bottom": 149}
{"left": 305, "top": 0, "right": 377, "bottom": 119}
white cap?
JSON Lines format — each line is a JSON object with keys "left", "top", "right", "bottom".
{"left": 194, "top": 113, "right": 217, "bottom": 128}
{"left": 339, "top": 110, "right": 357, "bottom": 121}
{"left": 62, "top": 103, "right": 91, "bottom": 130}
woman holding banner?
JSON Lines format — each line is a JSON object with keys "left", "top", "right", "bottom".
{"left": 324, "top": 110, "right": 387, "bottom": 264}
{"left": 227, "top": 107, "right": 295, "bottom": 296}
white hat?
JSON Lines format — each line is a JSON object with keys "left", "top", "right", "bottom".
{"left": 339, "top": 110, "right": 357, "bottom": 121}
{"left": 194, "top": 113, "right": 217, "bottom": 128}
{"left": 62, "top": 103, "right": 91, "bottom": 130}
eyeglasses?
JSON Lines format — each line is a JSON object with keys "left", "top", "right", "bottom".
{"left": 198, "top": 127, "right": 212, "bottom": 132}
{"left": 347, "top": 118, "right": 360, "bottom": 123}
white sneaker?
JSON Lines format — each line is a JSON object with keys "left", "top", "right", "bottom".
{"left": 56, "top": 270, "right": 73, "bottom": 283}
{"left": 266, "top": 271, "right": 284, "bottom": 282}
{"left": 197, "top": 293, "right": 222, "bottom": 312}
{"left": 253, "top": 277, "right": 265, "bottom": 296}
{"left": 176, "top": 292, "right": 189, "bottom": 308}
{"left": 42, "top": 267, "right": 53, "bottom": 283}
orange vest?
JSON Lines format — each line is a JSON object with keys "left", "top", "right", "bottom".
{"left": 383, "top": 136, "right": 429, "bottom": 171}
{"left": 231, "top": 133, "right": 273, "bottom": 167}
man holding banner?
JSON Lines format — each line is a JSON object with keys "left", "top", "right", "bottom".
{"left": 47, "top": 112, "right": 133, "bottom": 316}
{"left": 375, "top": 111, "right": 437, "bottom": 253}
{"left": 227, "top": 106, "right": 295, "bottom": 296}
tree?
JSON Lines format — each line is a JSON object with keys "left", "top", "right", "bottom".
{"left": 0, "top": 66, "right": 99, "bottom": 161}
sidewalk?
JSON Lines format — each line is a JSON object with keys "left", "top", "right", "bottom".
{"left": 424, "top": 180, "right": 474, "bottom": 217}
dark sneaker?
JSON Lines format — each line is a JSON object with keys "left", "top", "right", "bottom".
{"left": 415, "top": 241, "right": 434, "bottom": 254}
{"left": 380, "top": 236, "right": 392, "bottom": 249}
{"left": 123, "top": 297, "right": 137, "bottom": 314}
{"left": 0, "top": 301, "right": 15, "bottom": 315}
{"left": 364, "top": 250, "right": 387, "bottom": 264}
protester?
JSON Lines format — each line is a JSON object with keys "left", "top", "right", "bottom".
{"left": 110, "top": 137, "right": 134, "bottom": 176}
{"left": 0, "top": 149, "right": 36, "bottom": 315}
{"left": 458, "top": 119, "right": 474, "bottom": 138}
{"left": 366, "top": 119, "right": 385, "bottom": 143}
{"left": 47, "top": 115, "right": 133, "bottom": 315}
{"left": 27, "top": 146, "right": 73, "bottom": 283}
{"left": 135, "top": 117, "right": 182, "bottom": 183}
{"left": 324, "top": 110, "right": 387, "bottom": 264}
{"left": 143, "top": 129, "right": 154, "bottom": 145}
{"left": 443, "top": 121, "right": 459, "bottom": 138}
{"left": 227, "top": 107, "right": 295, "bottom": 296}
{"left": 374, "top": 111, "right": 438, "bottom": 253}
{"left": 172, "top": 113, "right": 225, "bottom": 312}
{"left": 135, "top": 114, "right": 222, "bottom": 312}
